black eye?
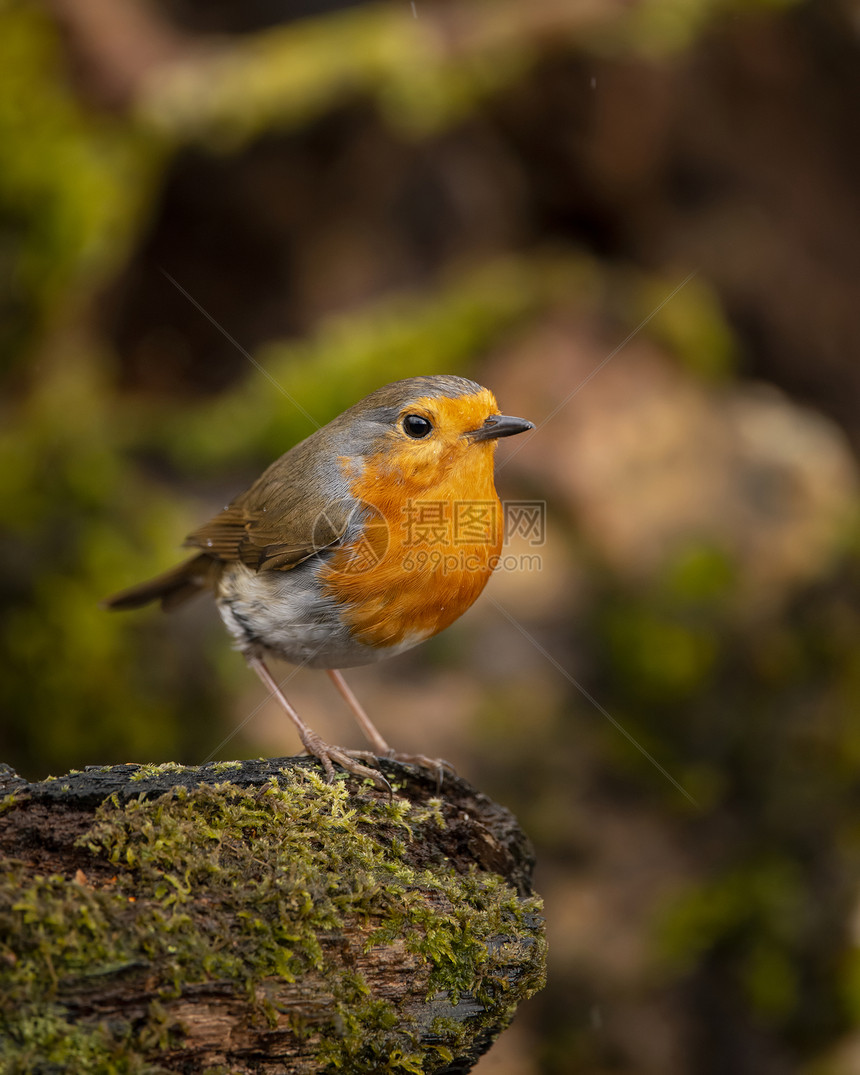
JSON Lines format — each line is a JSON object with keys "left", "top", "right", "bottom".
{"left": 402, "top": 414, "right": 433, "bottom": 439}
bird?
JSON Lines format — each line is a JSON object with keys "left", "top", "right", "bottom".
{"left": 103, "top": 375, "right": 533, "bottom": 790}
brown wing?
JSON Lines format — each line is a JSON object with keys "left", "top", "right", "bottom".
{"left": 101, "top": 553, "right": 216, "bottom": 612}
{"left": 184, "top": 456, "right": 351, "bottom": 572}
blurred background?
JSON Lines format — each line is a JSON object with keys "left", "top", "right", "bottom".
{"left": 3, "top": 0, "right": 860, "bottom": 1071}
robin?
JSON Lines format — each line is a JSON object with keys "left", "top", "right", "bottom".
{"left": 103, "top": 375, "right": 533, "bottom": 789}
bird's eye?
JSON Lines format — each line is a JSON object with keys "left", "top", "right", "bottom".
{"left": 402, "top": 414, "right": 433, "bottom": 439}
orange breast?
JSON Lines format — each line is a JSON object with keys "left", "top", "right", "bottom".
{"left": 319, "top": 434, "right": 502, "bottom": 650}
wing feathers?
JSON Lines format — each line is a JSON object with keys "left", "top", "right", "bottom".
{"left": 184, "top": 475, "right": 349, "bottom": 572}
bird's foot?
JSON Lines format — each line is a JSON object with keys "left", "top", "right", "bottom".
{"left": 343, "top": 749, "right": 455, "bottom": 791}
{"left": 389, "top": 751, "right": 455, "bottom": 775}
{"left": 383, "top": 750, "right": 456, "bottom": 790}
{"left": 299, "top": 731, "right": 391, "bottom": 795}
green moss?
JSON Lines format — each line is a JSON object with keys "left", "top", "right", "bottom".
{"left": 129, "top": 761, "right": 194, "bottom": 782}
{"left": 209, "top": 760, "right": 242, "bottom": 774}
{"left": 0, "top": 770, "right": 544, "bottom": 1072}
{"left": 0, "top": 794, "right": 23, "bottom": 818}
{"left": 0, "top": 1006, "right": 163, "bottom": 1075}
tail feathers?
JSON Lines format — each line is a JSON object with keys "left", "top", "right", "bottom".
{"left": 101, "top": 554, "right": 215, "bottom": 613}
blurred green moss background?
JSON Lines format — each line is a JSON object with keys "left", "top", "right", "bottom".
{"left": 3, "top": 0, "right": 860, "bottom": 1071}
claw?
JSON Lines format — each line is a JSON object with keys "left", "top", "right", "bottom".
{"left": 300, "top": 730, "right": 392, "bottom": 795}
{"left": 347, "top": 749, "right": 454, "bottom": 793}
{"left": 246, "top": 657, "right": 392, "bottom": 793}
{"left": 382, "top": 750, "right": 455, "bottom": 791}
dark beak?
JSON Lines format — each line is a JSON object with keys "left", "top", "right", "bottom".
{"left": 467, "top": 414, "right": 534, "bottom": 442}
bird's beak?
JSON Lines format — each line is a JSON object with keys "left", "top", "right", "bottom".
{"left": 467, "top": 414, "right": 534, "bottom": 442}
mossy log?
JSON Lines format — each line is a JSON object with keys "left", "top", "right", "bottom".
{"left": 0, "top": 758, "right": 545, "bottom": 1074}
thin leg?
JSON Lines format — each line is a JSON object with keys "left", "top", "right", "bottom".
{"left": 248, "top": 656, "right": 390, "bottom": 793}
{"left": 327, "top": 669, "right": 392, "bottom": 755}
{"left": 326, "top": 669, "right": 456, "bottom": 784}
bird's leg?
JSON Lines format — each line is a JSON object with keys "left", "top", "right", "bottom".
{"left": 326, "top": 669, "right": 455, "bottom": 782}
{"left": 326, "top": 669, "right": 391, "bottom": 754}
{"left": 247, "top": 656, "right": 390, "bottom": 793}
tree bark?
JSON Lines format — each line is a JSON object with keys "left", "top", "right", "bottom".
{"left": 0, "top": 757, "right": 544, "bottom": 1074}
